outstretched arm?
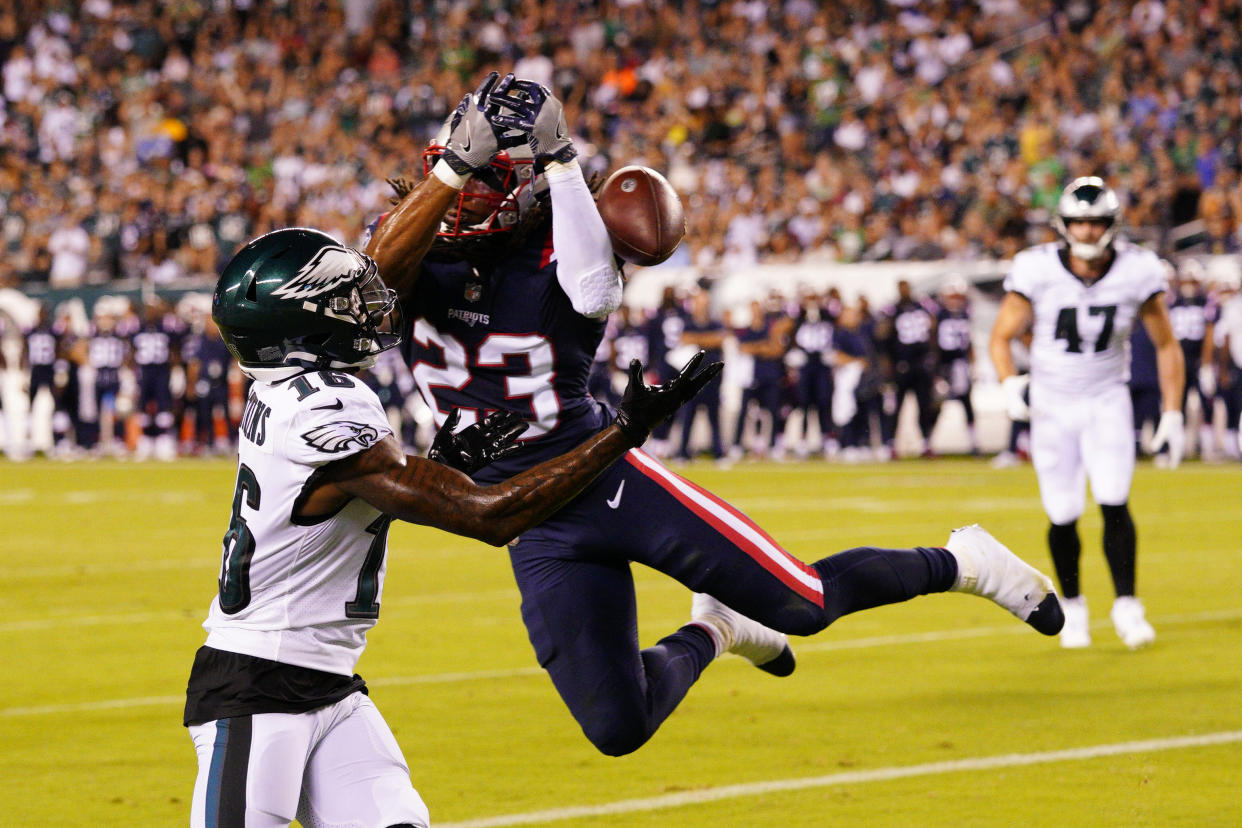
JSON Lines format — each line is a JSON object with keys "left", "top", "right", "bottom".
{"left": 364, "top": 174, "right": 463, "bottom": 298}
{"left": 365, "top": 71, "right": 528, "bottom": 298}
{"left": 300, "top": 354, "right": 723, "bottom": 545}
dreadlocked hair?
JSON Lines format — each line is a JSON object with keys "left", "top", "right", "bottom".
{"left": 385, "top": 169, "right": 609, "bottom": 264}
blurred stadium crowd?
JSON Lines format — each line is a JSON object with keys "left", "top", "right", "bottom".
{"left": 3, "top": 0, "right": 1241, "bottom": 287}
{"left": 1, "top": 0, "right": 1242, "bottom": 462}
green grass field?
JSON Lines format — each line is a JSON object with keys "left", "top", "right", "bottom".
{"left": 2, "top": 457, "right": 1240, "bottom": 827}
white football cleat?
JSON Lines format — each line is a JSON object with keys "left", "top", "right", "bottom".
{"left": 1110, "top": 596, "right": 1156, "bottom": 649}
{"left": 691, "top": 593, "right": 796, "bottom": 676}
{"left": 946, "top": 525, "right": 1064, "bottom": 635}
{"left": 1059, "top": 596, "right": 1091, "bottom": 648}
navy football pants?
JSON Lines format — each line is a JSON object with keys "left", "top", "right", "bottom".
{"left": 508, "top": 449, "right": 955, "bottom": 755}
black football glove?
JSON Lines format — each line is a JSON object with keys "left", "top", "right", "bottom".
{"left": 486, "top": 79, "right": 577, "bottom": 168}
{"left": 439, "top": 72, "right": 530, "bottom": 177}
{"left": 613, "top": 351, "right": 723, "bottom": 447}
{"left": 428, "top": 409, "right": 528, "bottom": 475}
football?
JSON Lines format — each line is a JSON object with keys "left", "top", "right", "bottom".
{"left": 596, "top": 165, "right": 685, "bottom": 266}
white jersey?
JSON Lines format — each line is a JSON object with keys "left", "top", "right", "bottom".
{"left": 1005, "top": 241, "right": 1165, "bottom": 394}
{"left": 202, "top": 370, "right": 393, "bottom": 676}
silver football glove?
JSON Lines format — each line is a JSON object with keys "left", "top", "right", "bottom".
{"left": 486, "top": 79, "right": 577, "bottom": 167}
{"left": 439, "top": 72, "right": 528, "bottom": 176}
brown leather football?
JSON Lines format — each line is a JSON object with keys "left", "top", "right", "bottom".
{"left": 596, "top": 166, "right": 685, "bottom": 266}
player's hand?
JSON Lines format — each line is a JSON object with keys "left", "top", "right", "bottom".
{"left": 485, "top": 79, "right": 577, "bottom": 167}
{"left": 613, "top": 351, "right": 723, "bottom": 447}
{"left": 1198, "top": 363, "right": 1217, "bottom": 398}
{"left": 439, "top": 72, "right": 527, "bottom": 176}
{"left": 428, "top": 409, "right": 528, "bottom": 474}
{"left": 1149, "top": 410, "right": 1185, "bottom": 468}
{"left": 1001, "top": 374, "right": 1031, "bottom": 422}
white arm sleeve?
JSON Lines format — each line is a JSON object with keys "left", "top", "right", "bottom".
{"left": 545, "top": 159, "right": 623, "bottom": 319}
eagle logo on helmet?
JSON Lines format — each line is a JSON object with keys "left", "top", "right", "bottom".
{"left": 272, "top": 246, "right": 370, "bottom": 301}
{"left": 301, "top": 421, "right": 382, "bottom": 453}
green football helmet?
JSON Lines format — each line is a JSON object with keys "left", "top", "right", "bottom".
{"left": 212, "top": 228, "right": 402, "bottom": 381}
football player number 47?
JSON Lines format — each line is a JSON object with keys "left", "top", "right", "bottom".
{"left": 1054, "top": 304, "right": 1117, "bottom": 353}
{"left": 218, "top": 464, "right": 390, "bottom": 618}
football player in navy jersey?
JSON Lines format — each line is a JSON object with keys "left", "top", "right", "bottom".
{"left": 131, "top": 298, "right": 184, "bottom": 460}
{"left": 933, "top": 278, "right": 979, "bottom": 455}
{"left": 878, "top": 279, "right": 938, "bottom": 457}
{"left": 1167, "top": 262, "right": 1218, "bottom": 459}
{"left": 732, "top": 297, "right": 793, "bottom": 458}
{"left": 83, "top": 298, "right": 131, "bottom": 454}
{"left": 22, "top": 304, "right": 60, "bottom": 456}
{"left": 674, "top": 285, "right": 728, "bottom": 461}
{"left": 368, "top": 77, "right": 1064, "bottom": 758}
{"left": 789, "top": 289, "right": 837, "bottom": 459}
{"left": 183, "top": 317, "right": 236, "bottom": 454}
{"left": 643, "top": 286, "right": 687, "bottom": 456}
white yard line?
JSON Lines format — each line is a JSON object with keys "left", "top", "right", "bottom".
{"left": 436, "top": 730, "right": 1242, "bottom": 828}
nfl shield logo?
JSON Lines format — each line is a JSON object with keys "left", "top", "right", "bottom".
{"left": 464, "top": 282, "right": 483, "bottom": 302}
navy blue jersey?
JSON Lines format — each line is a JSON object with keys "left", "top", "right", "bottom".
{"left": 884, "top": 298, "right": 936, "bottom": 365}
{"left": 681, "top": 313, "right": 724, "bottom": 364}
{"left": 132, "top": 316, "right": 183, "bottom": 371}
{"left": 611, "top": 320, "right": 649, "bottom": 372}
{"left": 402, "top": 239, "right": 611, "bottom": 485}
{"left": 793, "top": 310, "right": 833, "bottom": 367}
{"left": 26, "top": 325, "right": 58, "bottom": 369}
{"left": 1168, "top": 294, "right": 1214, "bottom": 363}
{"left": 87, "top": 330, "right": 128, "bottom": 388}
{"left": 643, "top": 308, "right": 685, "bottom": 380}
{"left": 738, "top": 315, "right": 785, "bottom": 384}
{"left": 184, "top": 333, "right": 233, "bottom": 395}
{"left": 935, "top": 306, "right": 972, "bottom": 361}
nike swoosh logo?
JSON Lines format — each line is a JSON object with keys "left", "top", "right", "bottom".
{"left": 312, "top": 399, "right": 344, "bottom": 411}
{"left": 606, "top": 480, "right": 625, "bottom": 509}
{"left": 461, "top": 121, "right": 472, "bottom": 153}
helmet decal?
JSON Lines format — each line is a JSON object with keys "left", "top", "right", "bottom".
{"left": 272, "top": 246, "right": 371, "bottom": 300}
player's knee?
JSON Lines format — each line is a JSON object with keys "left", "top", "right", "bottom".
{"left": 580, "top": 718, "right": 652, "bottom": 757}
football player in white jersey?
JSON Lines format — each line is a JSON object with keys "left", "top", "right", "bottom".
{"left": 184, "top": 74, "right": 721, "bottom": 828}
{"left": 989, "top": 177, "right": 1185, "bottom": 650}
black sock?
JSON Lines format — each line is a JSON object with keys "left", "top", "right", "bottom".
{"left": 1100, "top": 503, "right": 1137, "bottom": 597}
{"left": 1048, "top": 521, "right": 1081, "bottom": 598}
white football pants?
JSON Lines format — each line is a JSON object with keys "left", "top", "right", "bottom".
{"left": 189, "top": 691, "right": 428, "bottom": 828}
{"left": 1029, "top": 381, "right": 1135, "bottom": 525}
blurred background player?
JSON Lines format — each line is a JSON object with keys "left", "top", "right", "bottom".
{"left": 21, "top": 303, "right": 59, "bottom": 457}
{"left": 1213, "top": 275, "right": 1242, "bottom": 459}
{"left": 1166, "top": 260, "right": 1218, "bottom": 460}
{"left": 731, "top": 296, "right": 792, "bottom": 459}
{"left": 934, "top": 277, "right": 979, "bottom": 455}
{"left": 131, "top": 297, "right": 184, "bottom": 461}
{"left": 878, "top": 279, "right": 938, "bottom": 458}
{"left": 788, "top": 288, "right": 836, "bottom": 459}
{"left": 990, "top": 177, "right": 1185, "bottom": 649}
{"left": 183, "top": 316, "right": 235, "bottom": 455}
{"left": 81, "top": 297, "right": 131, "bottom": 456}
{"left": 832, "top": 303, "right": 881, "bottom": 462}
{"left": 641, "top": 285, "right": 686, "bottom": 457}
{"left": 673, "top": 284, "right": 727, "bottom": 463}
